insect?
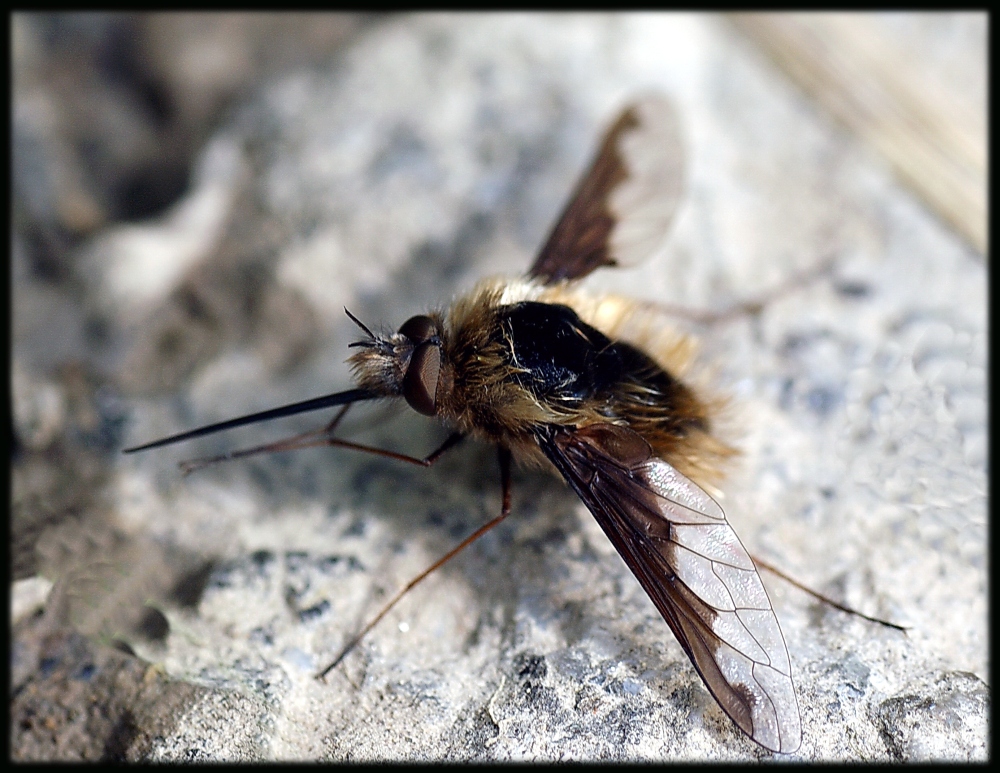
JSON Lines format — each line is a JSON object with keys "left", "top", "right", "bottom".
{"left": 125, "top": 95, "right": 802, "bottom": 753}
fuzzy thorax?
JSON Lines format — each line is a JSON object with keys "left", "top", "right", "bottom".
{"left": 346, "top": 277, "right": 736, "bottom": 486}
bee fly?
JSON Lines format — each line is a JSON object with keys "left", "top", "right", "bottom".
{"left": 126, "top": 96, "right": 802, "bottom": 753}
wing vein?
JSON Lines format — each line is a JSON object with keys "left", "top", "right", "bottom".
{"left": 535, "top": 424, "right": 800, "bottom": 753}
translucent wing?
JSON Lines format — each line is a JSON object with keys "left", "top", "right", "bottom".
{"left": 528, "top": 95, "right": 685, "bottom": 285}
{"left": 536, "top": 423, "right": 801, "bottom": 753}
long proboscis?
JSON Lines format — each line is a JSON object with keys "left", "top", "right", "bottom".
{"left": 123, "top": 388, "right": 381, "bottom": 454}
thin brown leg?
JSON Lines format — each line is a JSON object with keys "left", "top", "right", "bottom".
{"left": 752, "top": 553, "right": 908, "bottom": 632}
{"left": 642, "top": 254, "right": 837, "bottom": 326}
{"left": 498, "top": 445, "right": 512, "bottom": 516}
{"left": 179, "top": 401, "right": 464, "bottom": 474}
{"left": 316, "top": 446, "right": 514, "bottom": 681}
{"left": 179, "top": 403, "right": 355, "bottom": 474}
{"left": 324, "top": 430, "right": 465, "bottom": 468}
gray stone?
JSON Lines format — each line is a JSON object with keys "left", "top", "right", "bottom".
{"left": 14, "top": 13, "right": 986, "bottom": 762}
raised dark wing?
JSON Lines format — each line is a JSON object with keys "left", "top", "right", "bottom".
{"left": 528, "top": 95, "right": 685, "bottom": 285}
{"left": 536, "top": 424, "right": 801, "bottom": 754}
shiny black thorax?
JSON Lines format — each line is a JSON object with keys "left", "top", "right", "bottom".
{"left": 496, "top": 302, "right": 694, "bottom": 424}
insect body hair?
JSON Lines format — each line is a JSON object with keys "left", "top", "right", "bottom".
{"left": 347, "top": 312, "right": 447, "bottom": 398}
{"left": 412, "top": 277, "right": 738, "bottom": 485}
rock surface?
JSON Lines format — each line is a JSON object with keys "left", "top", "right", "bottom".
{"left": 12, "top": 13, "right": 986, "bottom": 761}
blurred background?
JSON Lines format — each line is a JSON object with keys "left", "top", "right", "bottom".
{"left": 10, "top": 12, "right": 986, "bottom": 761}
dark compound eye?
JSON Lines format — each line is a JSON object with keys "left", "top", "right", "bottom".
{"left": 398, "top": 315, "right": 438, "bottom": 345}
{"left": 403, "top": 342, "right": 441, "bottom": 416}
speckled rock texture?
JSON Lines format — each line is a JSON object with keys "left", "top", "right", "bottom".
{"left": 12, "top": 13, "right": 986, "bottom": 761}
